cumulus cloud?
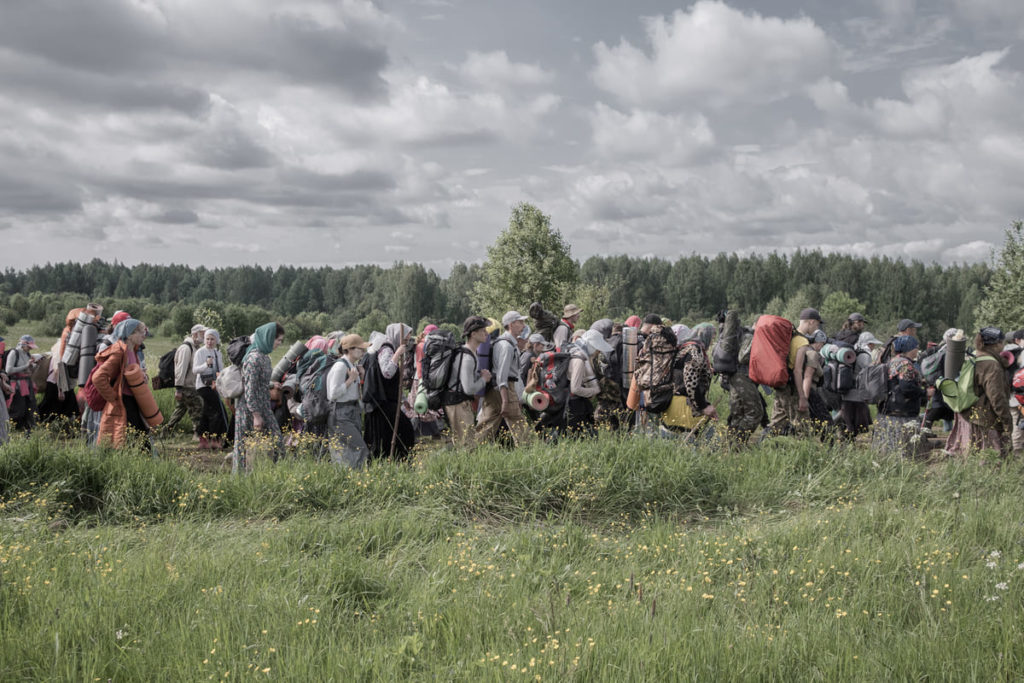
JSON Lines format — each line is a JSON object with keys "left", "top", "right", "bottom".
{"left": 589, "top": 103, "right": 715, "bottom": 164}
{"left": 591, "top": 1, "right": 832, "bottom": 108}
{"left": 459, "top": 51, "right": 554, "bottom": 87}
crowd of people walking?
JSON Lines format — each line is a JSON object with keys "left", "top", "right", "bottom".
{"left": 2, "top": 300, "right": 1022, "bottom": 466}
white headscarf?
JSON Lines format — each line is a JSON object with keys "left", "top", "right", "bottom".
{"left": 385, "top": 323, "right": 412, "bottom": 352}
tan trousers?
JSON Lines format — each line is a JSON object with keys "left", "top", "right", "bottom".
{"left": 476, "top": 385, "right": 532, "bottom": 446}
{"left": 767, "top": 383, "right": 808, "bottom": 434}
{"left": 445, "top": 401, "right": 477, "bottom": 450}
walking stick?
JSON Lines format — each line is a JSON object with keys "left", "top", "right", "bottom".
{"left": 389, "top": 356, "right": 404, "bottom": 459}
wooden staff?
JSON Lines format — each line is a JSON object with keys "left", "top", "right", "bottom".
{"left": 389, "top": 353, "right": 404, "bottom": 459}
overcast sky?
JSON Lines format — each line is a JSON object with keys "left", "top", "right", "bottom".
{"left": 2, "top": 0, "right": 1024, "bottom": 273}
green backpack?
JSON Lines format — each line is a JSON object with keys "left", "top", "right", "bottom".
{"left": 937, "top": 354, "right": 998, "bottom": 413}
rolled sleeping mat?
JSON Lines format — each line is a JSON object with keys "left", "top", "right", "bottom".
{"left": 528, "top": 391, "right": 550, "bottom": 412}
{"left": 414, "top": 386, "right": 429, "bottom": 414}
{"left": 271, "top": 341, "right": 309, "bottom": 383}
{"left": 621, "top": 326, "right": 638, "bottom": 387}
{"left": 124, "top": 364, "right": 163, "bottom": 427}
{"left": 821, "top": 343, "right": 856, "bottom": 365}
{"left": 61, "top": 309, "right": 95, "bottom": 366}
{"left": 945, "top": 338, "right": 967, "bottom": 379}
{"left": 77, "top": 320, "right": 99, "bottom": 386}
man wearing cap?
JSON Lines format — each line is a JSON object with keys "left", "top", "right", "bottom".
{"left": 766, "top": 308, "right": 820, "bottom": 437}
{"left": 552, "top": 304, "right": 582, "bottom": 349}
{"left": 442, "top": 317, "right": 492, "bottom": 449}
{"left": 477, "top": 311, "right": 532, "bottom": 445}
{"left": 878, "top": 319, "right": 923, "bottom": 365}
{"left": 164, "top": 324, "right": 206, "bottom": 438}
{"left": 5, "top": 334, "right": 40, "bottom": 434}
{"left": 565, "top": 330, "right": 613, "bottom": 437}
{"left": 326, "top": 334, "right": 371, "bottom": 469}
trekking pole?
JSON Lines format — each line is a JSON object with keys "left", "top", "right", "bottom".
{"left": 389, "top": 359, "right": 404, "bottom": 459}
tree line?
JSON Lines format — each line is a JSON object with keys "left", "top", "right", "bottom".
{"left": 0, "top": 251, "right": 990, "bottom": 342}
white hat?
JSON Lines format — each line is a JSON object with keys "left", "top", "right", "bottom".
{"left": 502, "top": 310, "right": 527, "bottom": 327}
{"left": 580, "top": 329, "right": 613, "bottom": 355}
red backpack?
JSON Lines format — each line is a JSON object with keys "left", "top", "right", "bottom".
{"left": 748, "top": 315, "right": 796, "bottom": 388}
{"left": 82, "top": 356, "right": 112, "bottom": 412}
{"left": 1013, "top": 367, "right": 1024, "bottom": 406}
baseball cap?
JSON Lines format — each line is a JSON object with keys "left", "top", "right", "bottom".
{"left": 501, "top": 310, "right": 527, "bottom": 327}
{"left": 190, "top": 324, "right": 207, "bottom": 334}
{"left": 848, "top": 313, "right": 866, "bottom": 322}
{"left": 811, "top": 330, "right": 827, "bottom": 343}
{"left": 799, "top": 308, "right": 822, "bottom": 322}
{"left": 19, "top": 334, "right": 37, "bottom": 349}
{"left": 897, "top": 319, "right": 922, "bottom": 332}
{"left": 528, "top": 333, "right": 545, "bottom": 344}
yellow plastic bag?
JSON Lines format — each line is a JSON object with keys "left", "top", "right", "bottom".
{"left": 662, "top": 395, "right": 702, "bottom": 429}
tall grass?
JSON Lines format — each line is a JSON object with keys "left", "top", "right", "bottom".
{"left": 1, "top": 434, "right": 1022, "bottom": 680}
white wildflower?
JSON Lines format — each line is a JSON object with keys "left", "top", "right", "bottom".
{"left": 987, "top": 561, "right": 998, "bottom": 569}
{"left": 996, "top": 582, "right": 1009, "bottom": 591}
{"left": 1017, "top": 562, "right": 1024, "bottom": 570}
{"left": 115, "top": 629, "right": 124, "bottom": 640}
{"left": 985, "top": 595, "right": 1001, "bottom": 602}
{"left": 989, "top": 550, "right": 1001, "bottom": 559}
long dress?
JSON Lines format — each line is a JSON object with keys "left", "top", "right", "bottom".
{"left": 233, "top": 350, "right": 283, "bottom": 472}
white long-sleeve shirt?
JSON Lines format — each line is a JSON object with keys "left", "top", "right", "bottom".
{"left": 327, "top": 357, "right": 362, "bottom": 403}
{"left": 192, "top": 347, "right": 223, "bottom": 390}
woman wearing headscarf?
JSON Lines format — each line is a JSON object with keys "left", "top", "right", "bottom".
{"left": 950, "top": 327, "right": 1014, "bottom": 458}
{"left": 93, "top": 319, "right": 151, "bottom": 448}
{"left": 5, "top": 335, "right": 41, "bottom": 434}
{"left": 192, "top": 328, "right": 228, "bottom": 450}
{"left": 233, "top": 322, "right": 285, "bottom": 473}
{"left": 872, "top": 334, "right": 926, "bottom": 456}
{"left": 362, "top": 322, "right": 416, "bottom": 460}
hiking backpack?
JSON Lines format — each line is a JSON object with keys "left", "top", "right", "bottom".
{"left": 1013, "top": 367, "right": 1024, "bottom": 406}
{"left": 529, "top": 349, "right": 573, "bottom": 415}
{"left": 938, "top": 354, "right": 998, "bottom": 413}
{"left": 154, "top": 346, "right": 179, "bottom": 390}
{"left": 296, "top": 350, "right": 335, "bottom": 425}
{"left": 529, "top": 302, "right": 561, "bottom": 342}
{"left": 82, "top": 357, "right": 111, "bottom": 412}
{"left": 226, "top": 335, "right": 251, "bottom": 367}
{"left": 421, "top": 330, "right": 462, "bottom": 409}
{"left": 712, "top": 310, "right": 742, "bottom": 375}
{"left": 748, "top": 315, "right": 795, "bottom": 388}
{"left": 920, "top": 346, "right": 946, "bottom": 386}
{"left": 634, "top": 326, "right": 677, "bottom": 413}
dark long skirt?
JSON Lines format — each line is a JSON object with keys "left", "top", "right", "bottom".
{"left": 364, "top": 402, "right": 415, "bottom": 460}
{"left": 838, "top": 401, "right": 872, "bottom": 439}
{"left": 196, "top": 386, "right": 228, "bottom": 439}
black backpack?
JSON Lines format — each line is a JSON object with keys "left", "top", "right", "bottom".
{"left": 227, "top": 335, "right": 251, "bottom": 367}
{"left": 421, "top": 330, "right": 462, "bottom": 410}
{"left": 360, "top": 343, "right": 394, "bottom": 408}
{"left": 296, "top": 350, "right": 335, "bottom": 425}
{"left": 155, "top": 342, "right": 187, "bottom": 390}
{"left": 712, "top": 310, "right": 742, "bottom": 375}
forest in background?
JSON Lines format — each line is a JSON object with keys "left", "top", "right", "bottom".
{"left": 0, "top": 251, "right": 990, "bottom": 342}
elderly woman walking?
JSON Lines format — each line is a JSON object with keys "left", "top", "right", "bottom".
{"left": 233, "top": 322, "right": 285, "bottom": 473}
{"left": 193, "top": 328, "right": 228, "bottom": 450}
{"left": 6, "top": 335, "right": 40, "bottom": 435}
{"left": 362, "top": 322, "right": 415, "bottom": 460}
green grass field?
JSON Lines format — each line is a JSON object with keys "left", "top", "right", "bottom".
{"left": 1, "top": 431, "right": 1022, "bottom": 681}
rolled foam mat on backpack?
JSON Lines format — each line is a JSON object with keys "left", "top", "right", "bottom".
{"left": 528, "top": 391, "right": 550, "bottom": 412}
{"left": 77, "top": 321, "right": 99, "bottom": 386}
{"left": 945, "top": 338, "right": 966, "bottom": 379}
{"left": 621, "top": 326, "right": 638, "bottom": 388}
{"left": 271, "top": 341, "right": 309, "bottom": 383}
{"left": 821, "top": 343, "right": 856, "bottom": 365}
{"left": 414, "top": 386, "right": 429, "bottom": 414}
{"left": 124, "top": 364, "right": 163, "bottom": 427}
{"left": 61, "top": 310, "right": 95, "bottom": 366}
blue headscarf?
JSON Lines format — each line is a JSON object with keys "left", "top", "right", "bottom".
{"left": 112, "top": 318, "right": 142, "bottom": 341}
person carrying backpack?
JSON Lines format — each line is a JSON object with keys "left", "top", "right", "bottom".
{"left": 325, "top": 334, "right": 371, "bottom": 469}
{"left": 362, "top": 322, "right": 415, "bottom": 460}
{"left": 477, "top": 311, "right": 533, "bottom": 446}
{"left": 552, "top": 304, "right": 582, "bottom": 349}
{"left": 945, "top": 327, "right": 1014, "bottom": 458}
{"left": 442, "top": 317, "right": 491, "bottom": 449}
{"left": 838, "top": 331, "right": 883, "bottom": 438}
{"left": 0, "top": 335, "right": 9, "bottom": 446}
{"left": 93, "top": 319, "right": 154, "bottom": 449}
{"left": 765, "top": 308, "right": 820, "bottom": 437}
{"left": 5, "top": 335, "right": 40, "bottom": 435}
{"left": 871, "top": 335, "right": 926, "bottom": 456}
{"left": 163, "top": 324, "right": 205, "bottom": 439}
{"left": 717, "top": 313, "right": 767, "bottom": 445}
{"left": 565, "top": 330, "right": 613, "bottom": 438}
{"left": 233, "top": 322, "right": 286, "bottom": 472}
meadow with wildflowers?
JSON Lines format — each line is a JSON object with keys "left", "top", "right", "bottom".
{"left": 1, "top": 433, "right": 1023, "bottom": 680}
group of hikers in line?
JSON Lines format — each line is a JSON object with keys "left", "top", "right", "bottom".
{"left": 2, "top": 300, "right": 1022, "bottom": 466}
